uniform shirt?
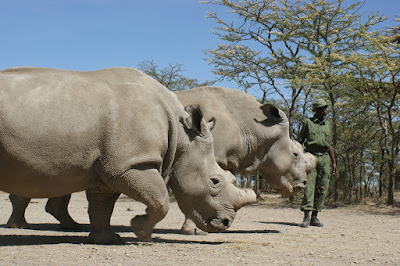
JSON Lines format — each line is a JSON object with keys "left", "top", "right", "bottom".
{"left": 298, "top": 116, "right": 332, "bottom": 154}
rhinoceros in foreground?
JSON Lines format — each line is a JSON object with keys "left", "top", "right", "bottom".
{"left": 0, "top": 67, "right": 256, "bottom": 244}
{"left": 176, "top": 87, "right": 316, "bottom": 234}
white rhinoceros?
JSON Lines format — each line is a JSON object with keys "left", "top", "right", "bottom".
{"left": 176, "top": 86, "right": 316, "bottom": 234}
{"left": 177, "top": 87, "right": 316, "bottom": 194}
{"left": 0, "top": 68, "right": 256, "bottom": 244}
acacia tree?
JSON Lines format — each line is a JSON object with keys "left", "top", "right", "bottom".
{"left": 137, "top": 60, "right": 214, "bottom": 91}
{"left": 334, "top": 95, "right": 382, "bottom": 201}
{"left": 202, "top": 0, "right": 384, "bottom": 137}
{"left": 343, "top": 25, "right": 400, "bottom": 205}
{"left": 202, "top": 0, "right": 395, "bottom": 202}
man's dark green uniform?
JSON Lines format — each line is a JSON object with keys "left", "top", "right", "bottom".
{"left": 297, "top": 98, "right": 337, "bottom": 228}
{"left": 298, "top": 116, "right": 332, "bottom": 212}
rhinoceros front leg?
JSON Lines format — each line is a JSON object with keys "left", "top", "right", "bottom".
{"left": 86, "top": 189, "right": 121, "bottom": 244}
{"left": 104, "top": 167, "right": 170, "bottom": 242}
{"left": 181, "top": 217, "right": 208, "bottom": 235}
{"left": 45, "top": 195, "right": 82, "bottom": 231}
{"left": 7, "top": 194, "right": 30, "bottom": 229}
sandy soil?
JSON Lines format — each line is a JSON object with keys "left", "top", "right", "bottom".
{"left": 1, "top": 191, "right": 399, "bottom": 265}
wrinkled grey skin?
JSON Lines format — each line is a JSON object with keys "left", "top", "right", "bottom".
{"left": 176, "top": 87, "right": 316, "bottom": 234}
{"left": 0, "top": 68, "right": 256, "bottom": 244}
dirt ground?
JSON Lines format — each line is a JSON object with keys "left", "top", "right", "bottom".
{"left": 1, "top": 191, "right": 399, "bottom": 265}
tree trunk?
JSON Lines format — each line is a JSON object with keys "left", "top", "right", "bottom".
{"left": 351, "top": 156, "right": 357, "bottom": 200}
{"left": 254, "top": 172, "right": 260, "bottom": 197}
{"left": 379, "top": 149, "right": 385, "bottom": 198}
{"left": 359, "top": 150, "right": 364, "bottom": 202}
{"left": 387, "top": 161, "right": 396, "bottom": 205}
{"left": 329, "top": 93, "right": 339, "bottom": 202}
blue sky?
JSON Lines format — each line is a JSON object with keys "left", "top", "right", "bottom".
{"left": 1, "top": 0, "right": 399, "bottom": 92}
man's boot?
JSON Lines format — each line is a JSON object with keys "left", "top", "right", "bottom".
{"left": 310, "top": 210, "right": 324, "bottom": 227}
{"left": 299, "top": 211, "right": 310, "bottom": 228}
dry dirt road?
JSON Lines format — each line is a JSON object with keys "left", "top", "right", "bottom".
{"left": 1, "top": 191, "right": 399, "bottom": 265}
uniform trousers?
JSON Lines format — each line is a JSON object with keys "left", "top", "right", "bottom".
{"left": 300, "top": 153, "right": 330, "bottom": 212}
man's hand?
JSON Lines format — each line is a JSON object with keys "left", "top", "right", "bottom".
{"left": 332, "top": 163, "right": 339, "bottom": 177}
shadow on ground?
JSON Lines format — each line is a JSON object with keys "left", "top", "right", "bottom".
{"left": 0, "top": 223, "right": 281, "bottom": 234}
{"left": 0, "top": 233, "right": 233, "bottom": 246}
{"left": 259, "top": 221, "right": 299, "bottom": 227}
{"left": 0, "top": 224, "right": 280, "bottom": 246}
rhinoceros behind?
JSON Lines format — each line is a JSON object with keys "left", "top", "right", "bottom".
{"left": 177, "top": 87, "right": 316, "bottom": 194}
{"left": 0, "top": 67, "right": 256, "bottom": 243}
{"left": 176, "top": 86, "right": 316, "bottom": 234}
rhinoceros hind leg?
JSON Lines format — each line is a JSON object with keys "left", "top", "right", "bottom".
{"left": 180, "top": 217, "right": 208, "bottom": 236}
{"left": 7, "top": 194, "right": 30, "bottom": 229}
{"left": 85, "top": 189, "right": 122, "bottom": 244}
{"left": 45, "top": 195, "right": 82, "bottom": 231}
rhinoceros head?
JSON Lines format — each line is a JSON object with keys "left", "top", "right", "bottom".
{"left": 257, "top": 104, "right": 316, "bottom": 196}
{"left": 168, "top": 105, "right": 256, "bottom": 232}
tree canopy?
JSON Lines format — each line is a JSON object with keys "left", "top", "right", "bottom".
{"left": 138, "top": 60, "right": 214, "bottom": 91}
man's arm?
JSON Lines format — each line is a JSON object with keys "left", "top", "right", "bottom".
{"left": 298, "top": 120, "right": 307, "bottom": 145}
{"left": 329, "top": 146, "right": 339, "bottom": 177}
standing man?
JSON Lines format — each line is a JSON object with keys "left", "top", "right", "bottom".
{"left": 298, "top": 98, "right": 338, "bottom": 228}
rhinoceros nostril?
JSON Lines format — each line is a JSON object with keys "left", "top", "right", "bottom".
{"left": 223, "top": 219, "right": 230, "bottom": 227}
{"left": 303, "top": 180, "right": 307, "bottom": 185}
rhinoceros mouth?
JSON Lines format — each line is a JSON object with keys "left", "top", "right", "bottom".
{"left": 207, "top": 217, "right": 232, "bottom": 232}
{"left": 275, "top": 179, "right": 306, "bottom": 196}
{"left": 188, "top": 209, "right": 235, "bottom": 233}
{"left": 293, "top": 180, "right": 307, "bottom": 191}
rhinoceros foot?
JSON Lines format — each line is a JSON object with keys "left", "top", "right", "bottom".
{"left": 7, "top": 215, "right": 30, "bottom": 229}
{"left": 180, "top": 227, "right": 208, "bottom": 236}
{"left": 45, "top": 196, "right": 83, "bottom": 231}
{"left": 59, "top": 220, "right": 83, "bottom": 231}
{"left": 180, "top": 218, "right": 208, "bottom": 235}
{"left": 7, "top": 194, "right": 30, "bottom": 229}
{"left": 131, "top": 215, "right": 153, "bottom": 242}
{"left": 87, "top": 231, "right": 124, "bottom": 245}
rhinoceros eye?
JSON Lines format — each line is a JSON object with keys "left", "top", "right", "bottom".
{"left": 209, "top": 176, "right": 222, "bottom": 189}
{"left": 293, "top": 152, "right": 300, "bottom": 161}
{"left": 211, "top": 177, "right": 220, "bottom": 185}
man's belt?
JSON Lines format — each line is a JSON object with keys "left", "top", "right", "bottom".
{"left": 306, "top": 146, "right": 329, "bottom": 154}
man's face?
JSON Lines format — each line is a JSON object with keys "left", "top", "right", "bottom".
{"left": 315, "top": 106, "right": 328, "bottom": 117}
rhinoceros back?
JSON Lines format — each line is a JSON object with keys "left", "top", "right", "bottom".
{"left": 0, "top": 67, "right": 180, "bottom": 197}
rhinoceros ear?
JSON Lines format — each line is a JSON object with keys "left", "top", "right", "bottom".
{"left": 261, "top": 104, "right": 282, "bottom": 121}
{"left": 207, "top": 117, "right": 216, "bottom": 131}
{"left": 184, "top": 105, "right": 210, "bottom": 136}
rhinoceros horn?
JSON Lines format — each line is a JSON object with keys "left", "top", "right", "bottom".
{"left": 233, "top": 188, "right": 257, "bottom": 210}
